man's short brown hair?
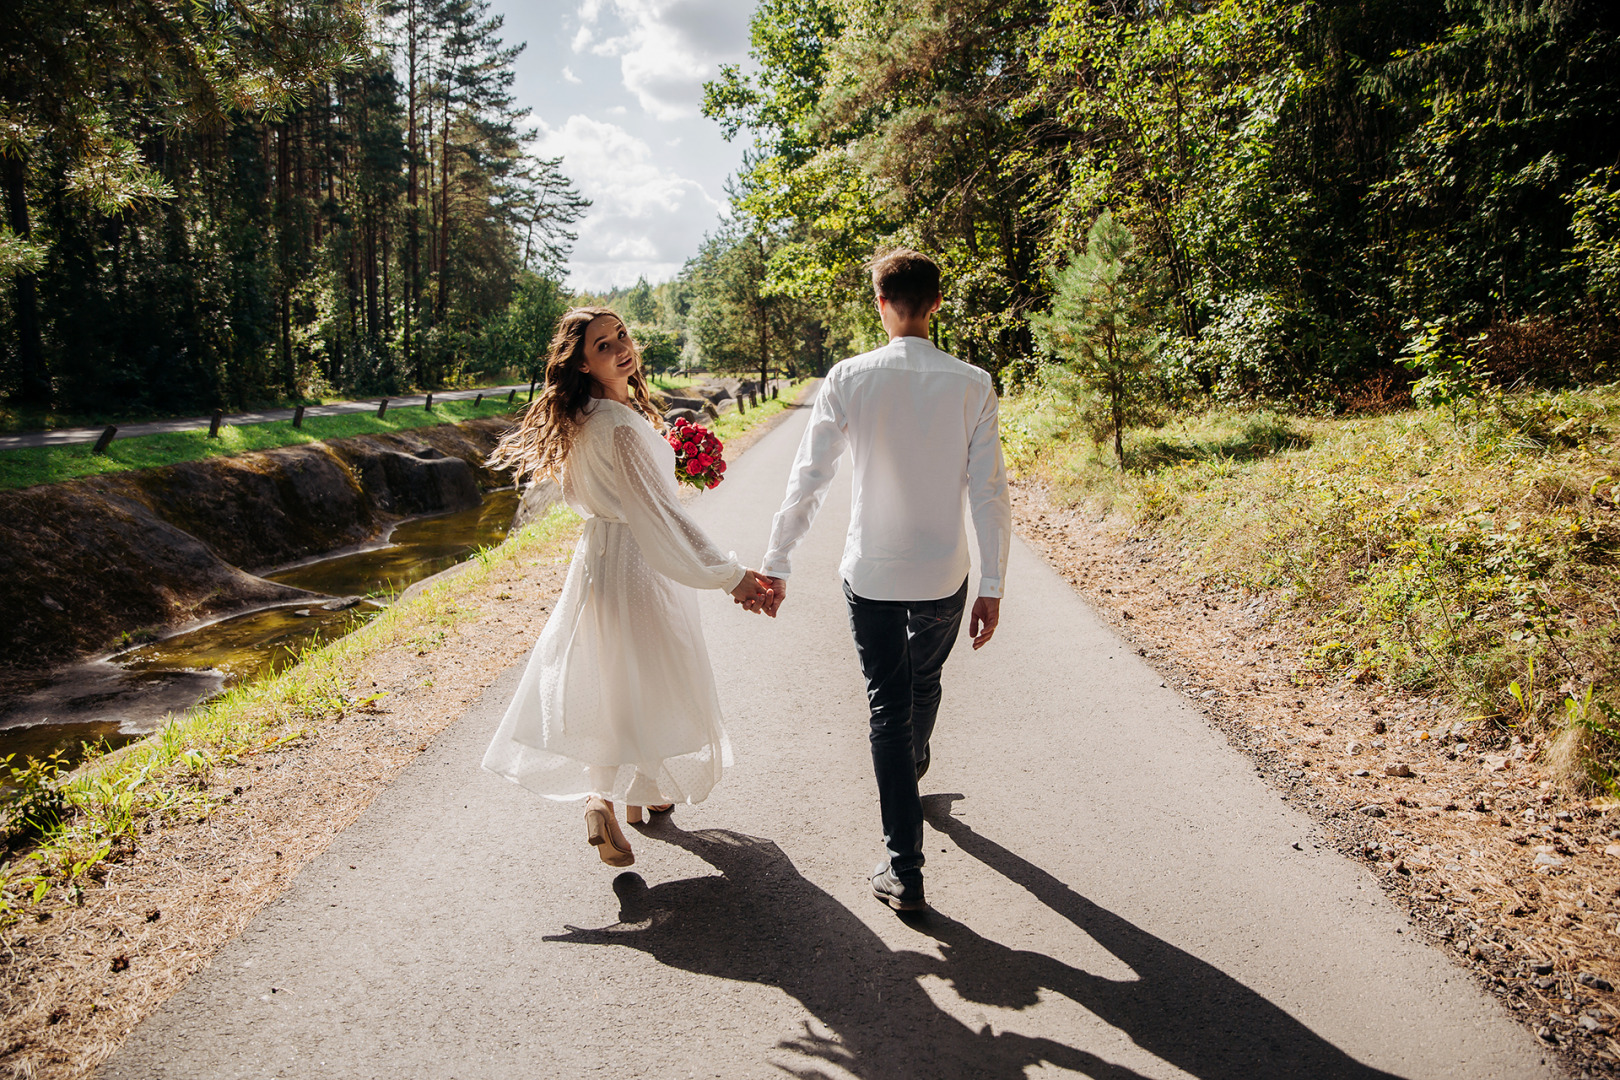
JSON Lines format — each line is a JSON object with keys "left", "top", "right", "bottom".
{"left": 868, "top": 248, "right": 941, "bottom": 318}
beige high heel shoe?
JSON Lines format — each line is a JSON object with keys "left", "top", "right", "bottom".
{"left": 584, "top": 796, "right": 633, "bottom": 867}
{"left": 626, "top": 803, "right": 674, "bottom": 824}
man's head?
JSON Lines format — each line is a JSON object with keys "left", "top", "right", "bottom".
{"left": 868, "top": 248, "right": 942, "bottom": 321}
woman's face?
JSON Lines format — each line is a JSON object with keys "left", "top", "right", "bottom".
{"left": 580, "top": 314, "right": 638, "bottom": 390}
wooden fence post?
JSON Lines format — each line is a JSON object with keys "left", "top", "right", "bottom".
{"left": 377, "top": 398, "right": 389, "bottom": 418}
{"left": 208, "top": 410, "right": 223, "bottom": 438}
{"left": 528, "top": 380, "right": 536, "bottom": 402}
{"left": 737, "top": 394, "right": 746, "bottom": 414}
{"left": 507, "top": 389, "right": 516, "bottom": 404}
{"left": 474, "top": 393, "right": 483, "bottom": 406}
{"left": 292, "top": 405, "right": 305, "bottom": 429}
{"left": 425, "top": 392, "right": 433, "bottom": 411}
{"left": 92, "top": 426, "right": 117, "bottom": 454}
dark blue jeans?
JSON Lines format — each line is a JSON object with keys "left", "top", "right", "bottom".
{"left": 844, "top": 576, "right": 969, "bottom": 880}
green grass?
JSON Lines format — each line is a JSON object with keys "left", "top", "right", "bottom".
{"left": 0, "top": 397, "right": 527, "bottom": 491}
{"left": 0, "top": 374, "right": 530, "bottom": 435}
{"left": 1003, "top": 385, "right": 1620, "bottom": 792}
{"left": 650, "top": 373, "right": 699, "bottom": 394}
{"left": 710, "top": 379, "right": 809, "bottom": 444}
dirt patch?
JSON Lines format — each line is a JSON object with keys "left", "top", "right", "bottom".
{"left": 1012, "top": 479, "right": 1620, "bottom": 1077}
{"left": 0, "top": 403, "right": 798, "bottom": 1079}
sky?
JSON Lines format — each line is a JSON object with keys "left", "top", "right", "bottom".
{"left": 484, "top": 0, "right": 757, "bottom": 291}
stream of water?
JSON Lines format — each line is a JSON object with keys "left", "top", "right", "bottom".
{"left": 0, "top": 489, "right": 520, "bottom": 765}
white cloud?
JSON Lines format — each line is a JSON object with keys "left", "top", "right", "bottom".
{"left": 561, "top": 66, "right": 582, "bottom": 84}
{"left": 572, "top": 0, "right": 749, "bottom": 121}
{"left": 537, "top": 114, "right": 725, "bottom": 288}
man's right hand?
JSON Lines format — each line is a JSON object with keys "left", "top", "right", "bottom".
{"left": 761, "top": 576, "right": 787, "bottom": 618}
{"left": 969, "top": 596, "right": 999, "bottom": 649}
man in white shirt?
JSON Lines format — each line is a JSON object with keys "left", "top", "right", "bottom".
{"left": 760, "top": 248, "right": 1012, "bottom": 912}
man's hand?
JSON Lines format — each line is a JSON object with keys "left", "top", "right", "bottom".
{"left": 760, "top": 576, "right": 787, "bottom": 618}
{"left": 968, "top": 597, "right": 1000, "bottom": 649}
{"left": 731, "top": 570, "right": 774, "bottom": 613}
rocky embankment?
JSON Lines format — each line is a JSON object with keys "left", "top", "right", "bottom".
{"left": 0, "top": 418, "right": 514, "bottom": 689}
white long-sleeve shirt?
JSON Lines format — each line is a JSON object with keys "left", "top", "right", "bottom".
{"left": 762, "top": 336, "right": 1011, "bottom": 601}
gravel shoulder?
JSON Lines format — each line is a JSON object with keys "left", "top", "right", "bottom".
{"left": 1012, "top": 479, "right": 1620, "bottom": 1077}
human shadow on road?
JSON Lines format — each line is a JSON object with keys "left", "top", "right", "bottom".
{"left": 545, "top": 822, "right": 1149, "bottom": 1080}
{"left": 919, "top": 793, "right": 1406, "bottom": 1080}
{"left": 545, "top": 815, "right": 1406, "bottom": 1080}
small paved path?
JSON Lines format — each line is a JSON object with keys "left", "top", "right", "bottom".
{"left": 102, "top": 403, "right": 1556, "bottom": 1079}
{"left": 0, "top": 385, "right": 532, "bottom": 451}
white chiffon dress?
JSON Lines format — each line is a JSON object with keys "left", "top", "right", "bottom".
{"left": 482, "top": 398, "right": 744, "bottom": 806}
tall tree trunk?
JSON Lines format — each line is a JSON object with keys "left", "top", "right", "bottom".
{"left": 437, "top": 99, "right": 451, "bottom": 325}
{"left": 4, "top": 158, "right": 48, "bottom": 407}
{"left": 405, "top": 0, "right": 420, "bottom": 383}
{"left": 365, "top": 202, "right": 380, "bottom": 346}
{"left": 1111, "top": 387, "right": 1125, "bottom": 469}
{"left": 757, "top": 305, "right": 768, "bottom": 392}
{"left": 277, "top": 122, "right": 296, "bottom": 397}
{"left": 382, "top": 219, "right": 393, "bottom": 340}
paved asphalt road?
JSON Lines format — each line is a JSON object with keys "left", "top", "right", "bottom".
{"left": 0, "top": 385, "right": 533, "bottom": 451}
{"left": 102, "top": 401, "right": 1555, "bottom": 1079}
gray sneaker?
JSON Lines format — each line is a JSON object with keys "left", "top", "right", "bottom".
{"left": 871, "top": 862, "right": 926, "bottom": 911}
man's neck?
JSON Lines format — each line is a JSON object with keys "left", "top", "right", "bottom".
{"left": 886, "top": 324, "right": 930, "bottom": 342}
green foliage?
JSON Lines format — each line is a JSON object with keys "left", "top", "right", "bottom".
{"left": 1004, "top": 386, "right": 1620, "bottom": 787}
{"left": 683, "top": 223, "right": 819, "bottom": 380}
{"left": 0, "top": 398, "right": 520, "bottom": 491}
{"left": 0, "top": 0, "right": 586, "bottom": 415}
{"left": 1032, "top": 213, "right": 1162, "bottom": 467}
{"left": 1555, "top": 687, "right": 1620, "bottom": 795}
{"left": 476, "top": 273, "right": 569, "bottom": 383}
{"left": 0, "top": 752, "right": 70, "bottom": 848}
{"left": 1399, "top": 321, "right": 1487, "bottom": 419}
{"left": 622, "top": 277, "right": 658, "bottom": 324}
{"left": 1570, "top": 168, "right": 1620, "bottom": 310}
{"left": 702, "top": 0, "right": 1620, "bottom": 400}
{"left": 634, "top": 328, "right": 683, "bottom": 374}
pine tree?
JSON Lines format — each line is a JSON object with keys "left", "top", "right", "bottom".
{"left": 1031, "top": 212, "right": 1160, "bottom": 469}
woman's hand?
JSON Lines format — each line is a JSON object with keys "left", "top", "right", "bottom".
{"left": 730, "top": 569, "right": 775, "bottom": 615}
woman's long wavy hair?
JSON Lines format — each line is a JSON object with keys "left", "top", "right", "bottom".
{"left": 488, "top": 307, "right": 663, "bottom": 484}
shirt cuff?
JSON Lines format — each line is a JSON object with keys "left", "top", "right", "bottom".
{"left": 976, "top": 577, "right": 1004, "bottom": 599}
{"left": 760, "top": 554, "right": 792, "bottom": 580}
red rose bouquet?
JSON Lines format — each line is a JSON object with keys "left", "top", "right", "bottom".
{"left": 667, "top": 417, "right": 726, "bottom": 489}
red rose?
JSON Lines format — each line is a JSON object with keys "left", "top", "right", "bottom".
{"left": 716, "top": 460, "right": 727, "bottom": 473}
{"left": 681, "top": 441, "right": 697, "bottom": 455}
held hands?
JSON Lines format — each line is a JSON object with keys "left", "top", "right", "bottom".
{"left": 969, "top": 597, "right": 1000, "bottom": 649}
{"left": 760, "top": 576, "right": 786, "bottom": 618}
{"left": 730, "top": 569, "right": 777, "bottom": 615}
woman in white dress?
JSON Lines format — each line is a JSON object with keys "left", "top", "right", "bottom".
{"left": 483, "top": 307, "right": 773, "bottom": 867}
